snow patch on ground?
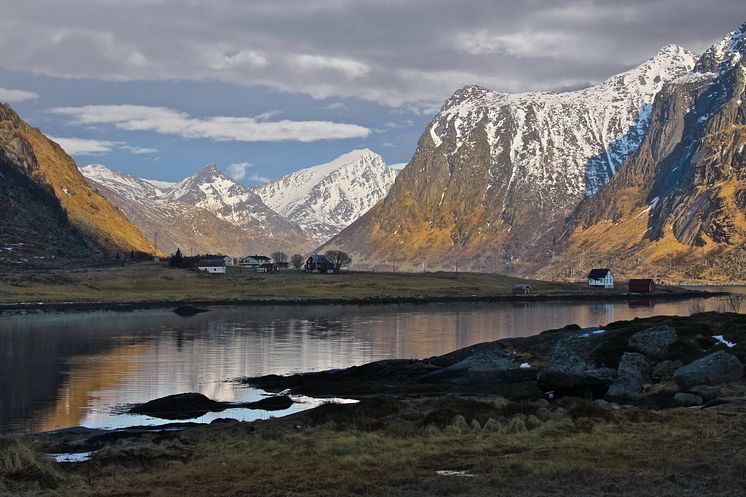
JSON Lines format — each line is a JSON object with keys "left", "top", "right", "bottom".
{"left": 713, "top": 335, "right": 736, "bottom": 348}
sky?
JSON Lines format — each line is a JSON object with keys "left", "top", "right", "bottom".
{"left": 1, "top": 0, "right": 744, "bottom": 185}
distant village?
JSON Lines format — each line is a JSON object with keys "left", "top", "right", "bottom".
{"left": 165, "top": 249, "right": 352, "bottom": 275}
{"left": 159, "top": 247, "right": 661, "bottom": 294}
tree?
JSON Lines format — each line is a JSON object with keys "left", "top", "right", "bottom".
{"left": 169, "top": 248, "right": 184, "bottom": 268}
{"left": 271, "top": 251, "right": 288, "bottom": 264}
{"left": 290, "top": 253, "right": 304, "bottom": 269}
{"left": 324, "top": 250, "right": 352, "bottom": 273}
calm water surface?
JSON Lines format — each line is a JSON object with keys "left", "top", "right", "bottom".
{"left": 1, "top": 287, "right": 742, "bottom": 433}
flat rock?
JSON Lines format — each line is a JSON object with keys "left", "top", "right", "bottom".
{"left": 673, "top": 351, "right": 744, "bottom": 390}
{"left": 674, "top": 393, "right": 704, "bottom": 406}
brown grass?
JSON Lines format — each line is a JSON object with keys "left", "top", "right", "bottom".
{"left": 0, "top": 263, "right": 650, "bottom": 305}
{"left": 28, "top": 400, "right": 746, "bottom": 497}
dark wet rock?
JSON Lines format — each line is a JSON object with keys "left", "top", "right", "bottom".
{"left": 628, "top": 326, "right": 678, "bottom": 358}
{"left": 689, "top": 385, "right": 720, "bottom": 401}
{"left": 652, "top": 360, "right": 684, "bottom": 381}
{"left": 130, "top": 393, "right": 222, "bottom": 419}
{"left": 673, "top": 352, "right": 744, "bottom": 390}
{"left": 673, "top": 393, "right": 704, "bottom": 407}
{"left": 129, "top": 392, "right": 294, "bottom": 420}
{"left": 245, "top": 395, "right": 294, "bottom": 411}
{"left": 173, "top": 305, "right": 210, "bottom": 316}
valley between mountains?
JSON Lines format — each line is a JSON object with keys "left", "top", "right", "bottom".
{"left": 2, "top": 22, "right": 746, "bottom": 283}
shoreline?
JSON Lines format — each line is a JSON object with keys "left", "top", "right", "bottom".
{"left": 0, "top": 289, "right": 726, "bottom": 315}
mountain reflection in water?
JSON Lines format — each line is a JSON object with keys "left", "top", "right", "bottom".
{"left": 1, "top": 290, "right": 740, "bottom": 433}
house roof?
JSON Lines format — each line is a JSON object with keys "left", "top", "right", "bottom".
{"left": 628, "top": 279, "right": 655, "bottom": 285}
{"left": 588, "top": 268, "right": 612, "bottom": 279}
{"left": 307, "top": 254, "right": 328, "bottom": 262}
{"left": 197, "top": 259, "right": 225, "bottom": 267}
{"left": 243, "top": 255, "right": 271, "bottom": 261}
{"left": 513, "top": 284, "right": 531, "bottom": 289}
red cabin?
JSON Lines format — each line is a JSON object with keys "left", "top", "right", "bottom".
{"left": 628, "top": 279, "right": 656, "bottom": 293}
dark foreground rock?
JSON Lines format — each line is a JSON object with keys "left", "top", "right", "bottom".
{"left": 129, "top": 393, "right": 294, "bottom": 420}
{"left": 244, "top": 312, "right": 746, "bottom": 410}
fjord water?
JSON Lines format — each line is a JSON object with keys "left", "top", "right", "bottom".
{"left": 1, "top": 289, "right": 741, "bottom": 433}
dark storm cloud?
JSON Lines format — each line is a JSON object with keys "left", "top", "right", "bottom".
{"left": 1, "top": 0, "right": 743, "bottom": 109}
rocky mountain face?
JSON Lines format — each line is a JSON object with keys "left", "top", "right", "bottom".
{"left": 252, "top": 149, "right": 398, "bottom": 243}
{"left": 0, "top": 104, "right": 157, "bottom": 265}
{"left": 324, "top": 46, "right": 697, "bottom": 271}
{"left": 545, "top": 22, "right": 746, "bottom": 282}
{"left": 82, "top": 164, "right": 315, "bottom": 256}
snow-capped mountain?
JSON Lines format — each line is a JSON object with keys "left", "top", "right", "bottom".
{"left": 81, "top": 164, "right": 314, "bottom": 256}
{"left": 253, "top": 149, "right": 398, "bottom": 243}
{"left": 546, "top": 21, "right": 746, "bottom": 281}
{"left": 324, "top": 44, "right": 698, "bottom": 271}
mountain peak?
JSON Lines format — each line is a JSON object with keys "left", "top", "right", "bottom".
{"left": 195, "top": 163, "right": 223, "bottom": 177}
{"left": 695, "top": 20, "right": 746, "bottom": 73}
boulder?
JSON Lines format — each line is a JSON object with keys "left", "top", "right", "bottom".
{"left": 689, "top": 385, "right": 721, "bottom": 401}
{"left": 673, "top": 393, "right": 704, "bottom": 406}
{"left": 606, "top": 374, "right": 644, "bottom": 398}
{"left": 628, "top": 325, "right": 678, "bottom": 358}
{"left": 606, "top": 352, "right": 649, "bottom": 398}
{"left": 618, "top": 352, "right": 650, "bottom": 378}
{"left": 652, "top": 360, "right": 683, "bottom": 381}
{"left": 673, "top": 352, "right": 744, "bottom": 390}
{"left": 537, "top": 329, "right": 615, "bottom": 397}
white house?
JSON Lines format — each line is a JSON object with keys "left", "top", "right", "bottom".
{"left": 197, "top": 259, "right": 226, "bottom": 274}
{"left": 239, "top": 255, "right": 272, "bottom": 268}
{"left": 588, "top": 268, "right": 614, "bottom": 288}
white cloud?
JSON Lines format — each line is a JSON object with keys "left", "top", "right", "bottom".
{"left": 389, "top": 162, "right": 407, "bottom": 170}
{"left": 247, "top": 172, "right": 270, "bottom": 183}
{"left": 48, "top": 136, "right": 157, "bottom": 156}
{"left": 226, "top": 161, "right": 253, "bottom": 180}
{"left": 0, "top": 86, "right": 39, "bottom": 102}
{"left": 457, "top": 30, "right": 581, "bottom": 58}
{"left": 0, "top": 1, "right": 741, "bottom": 110}
{"left": 49, "top": 136, "right": 117, "bottom": 155}
{"left": 294, "top": 54, "right": 370, "bottom": 79}
{"left": 50, "top": 104, "right": 371, "bottom": 142}
{"left": 324, "top": 102, "right": 348, "bottom": 111}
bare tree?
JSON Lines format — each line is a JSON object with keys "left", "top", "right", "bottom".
{"left": 271, "top": 251, "right": 288, "bottom": 264}
{"left": 290, "top": 254, "right": 304, "bottom": 269}
{"left": 324, "top": 250, "right": 352, "bottom": 273}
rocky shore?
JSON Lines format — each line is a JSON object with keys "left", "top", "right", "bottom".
{"left": 246, "top": 312, "right": 746, "bottom": 410}
{"left": 3, "top": 312, "right": 745, "bottom": 496}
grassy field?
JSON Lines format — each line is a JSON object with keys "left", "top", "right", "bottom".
{"left": 5, "top": 397, "right": 746, "bottom": 496}
{"left": 0, "top": 263, "right": 692, "bottom": 306}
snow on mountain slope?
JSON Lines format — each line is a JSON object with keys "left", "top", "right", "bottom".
{"left": 324, "top": 44, "right": 698, "bottom": 272}
{"left": 431, "top": 44, "right": 698, "bottom": 198}
{"left": 253, "top": 149, "right": 398, "bottom": 243}
{"left": 81, "top": 164, "right": 314, "bottom": 255}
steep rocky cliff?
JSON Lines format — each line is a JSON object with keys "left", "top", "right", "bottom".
{"left": 324, "top": 46, "right": 696, "bottom": 271}
{"left": 546, "top": 23, "right": 746, "bottom": 282}
{"left": 0, "top": 104, "right": 158, "bottom": 264}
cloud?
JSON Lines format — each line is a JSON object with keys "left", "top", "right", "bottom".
{"left": 0, "top": 86, "right": 39, "bottom": 102}
{"left": 324, "top": 102, "right": 348, "bottom": 111}
{"left": 226, "top": 161, "right": 253, "bottom": 180}
{"left": 389, "top": 162, "right": 408, "bottom": 170}
{"left": 50, "top": 104, "right": 371, "bottom": 142}
{"left": 0, "top": 1, "right": 743, "bottom": 110}
{"left": 294, "top": 54, "right": 370, "bottom": 79}
{"left": 247, "top": 172, "right": 270, "bottom": 183}
{"left": 49, "top": 136, "right": 117, "bottom": 155}
{"left": 48, "top": 136, "right": 157, "bottom": 156}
